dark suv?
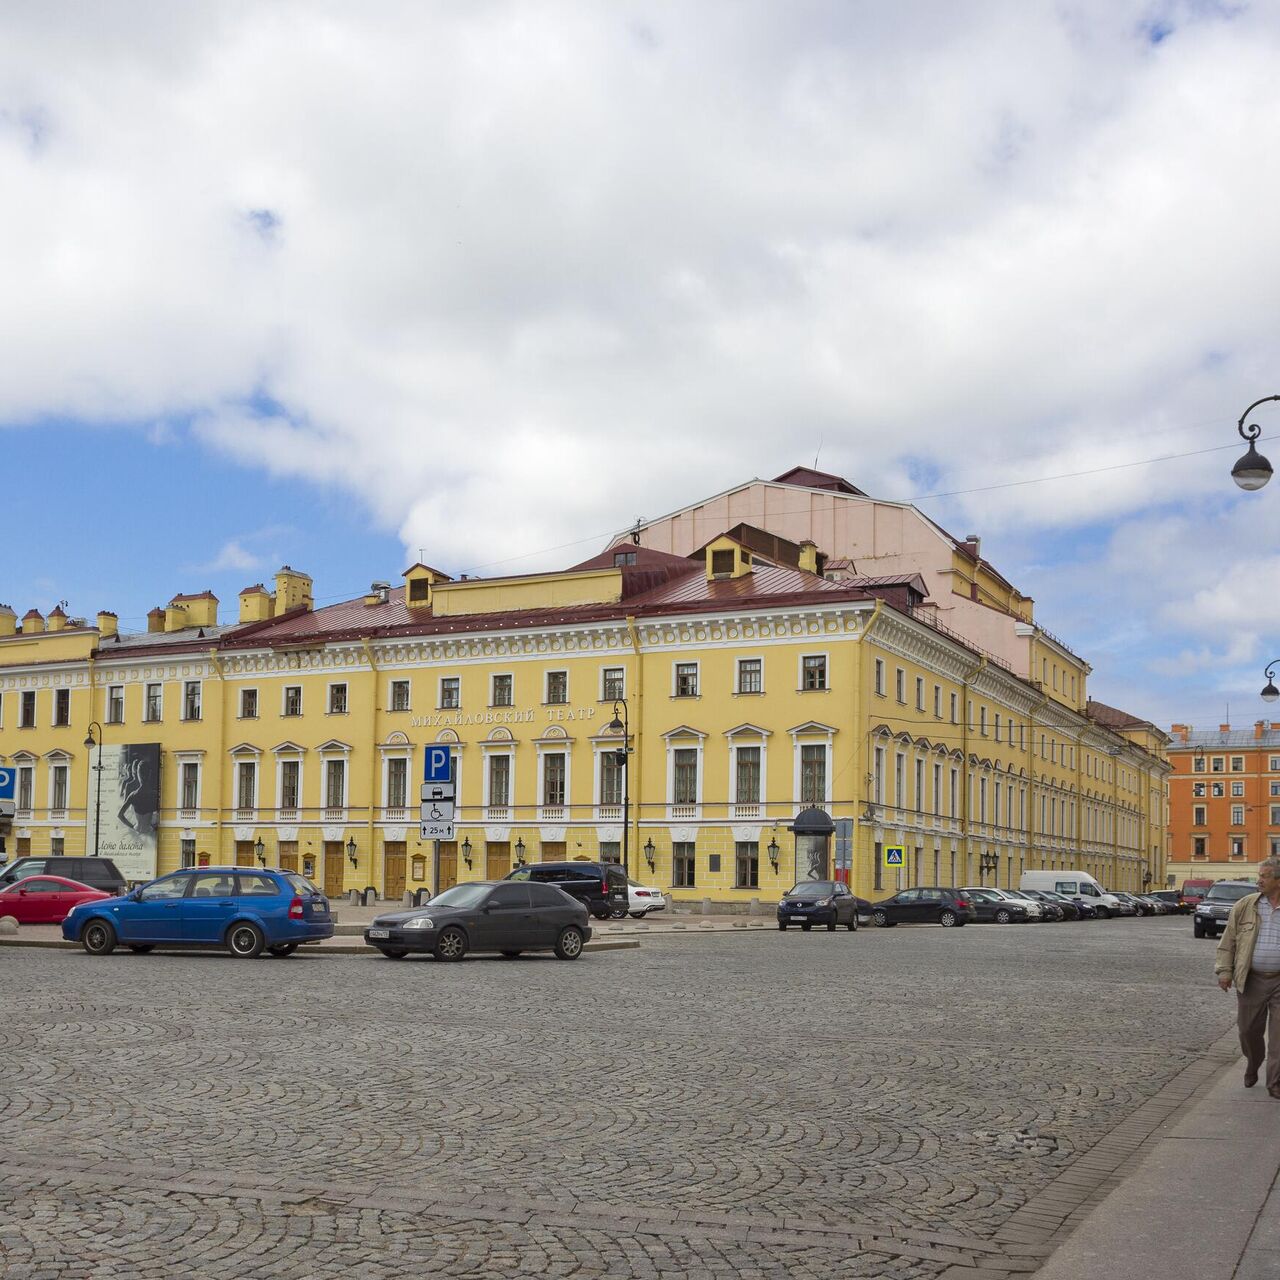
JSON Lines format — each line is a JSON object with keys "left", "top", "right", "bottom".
{"left": 871, "top": 887, "right": 976, "bottom": 928}
{"left": 1193, "top": 879, "right": 1255, "bottom": 939}
{"left": 0, "top": 856, "right": 127, "bottom": 897}
{"left": 505, "top": 861, "right": 628, "bottom": 919}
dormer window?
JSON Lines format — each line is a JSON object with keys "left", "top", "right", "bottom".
{"left": 613, "top": 550, "right": 637, "bottom": 567}
{"left": 711, "top": 550, "right": 734, "bottom": 577}
{"left": 408, "top": 578, "right": 430, "bottom": 604}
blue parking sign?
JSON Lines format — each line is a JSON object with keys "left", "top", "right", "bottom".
{"left": 423, "top": 745, "right": 452, "bottom": 784}
{"left": 0, "top": 768, "right": 15, "bottom": 801}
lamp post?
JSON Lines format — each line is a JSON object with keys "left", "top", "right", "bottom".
{"left": 254, "top": 836, "right": 266, "bottom": 866}
{"left": 979, "top": 850, "right": 999, "bottom": 884}
{"left": 83, "top": 721, "right": 103, "bottom": 858}
{"left": 1261, "top": 661, "right": 1280, "bottom": 702}
{"left": 1232, "top": 395, "right": 1279, "bottom": 491}
{"left": 346, "top": 837, "right": 358, "bottom": 868}
{"left": 606, "top": 699, "right": 631, "bottom": 878}
{"left": 643, "top": 837, "right": 655, "bottom": 871}
{"left": 461, "top": 836, "right": 473, "bottom": 870}
{"left": 514, "top": 836, "right": 526, "bottom": 866}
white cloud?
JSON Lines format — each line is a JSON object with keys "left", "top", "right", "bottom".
{"left": 194, "top": 539, "right": 264, "bottom": 575}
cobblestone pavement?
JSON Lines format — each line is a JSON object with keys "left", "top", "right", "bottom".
{"left": 0, "top": 918, "right": 1234, "bottom": 1278}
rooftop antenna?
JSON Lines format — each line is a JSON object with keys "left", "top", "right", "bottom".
{"left": 814, "top": 438, "right": 823, "bottom": 468}
{"left": 630, "top": 518, "right": 643, "bottom": 546}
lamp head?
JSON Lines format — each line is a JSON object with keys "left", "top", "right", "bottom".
{"left": 1232, "top": 441, "right": 1273, "bottom": 491}
{"left": 1263, "top": 681, "right": 1280, "bottom": 704}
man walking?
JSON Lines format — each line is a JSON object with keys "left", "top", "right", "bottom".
{"left": 1216, "top": 857, "right": 1280, "bottom": 1097}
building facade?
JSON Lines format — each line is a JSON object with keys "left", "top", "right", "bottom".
{"left": 0, "top": 473, "right": 1169, "bottom": 902}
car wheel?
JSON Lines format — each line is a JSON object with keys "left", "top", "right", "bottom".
{"left": 872, "top": 910, "right": 888, "bottom": 928}
{"left": 1203, "top": 928, "right": 1217, "bottom": 940}
{"left": 826, "top": 918, "right": 837, "bottom": 932}
{"left": 778, "top": 922, "right": 787, "bottom": 931}
{"left": 501, "top": 950, "right": 522, "bottom": 958}
{"left": 555, "top": 926, "right": 584, "bottom": 960}
{"left": 995, "top": 909, "right": 1011, "bottom": 924}
{"left": 378, "top": 948, "right": 408, "bottom": 959}
{"left": 82, "top": 919, "right": 116, "bottom": 956}
{"left": 629, "top": 912, "right": 645, "bottom": 919}
{"left": 434, "top": 926, "right": 468, "bottom": 961}
{"left": 1096, "top": 906, "right": 1110, "bottom": 919}
{"left": 846, "top": 917, "right": 857, "bottom": 931}
{"left": 128, "top": 944, "right": 154, "bottom": 954}
{"left": 939, "top": 909, "right": 958, "bottom": 927}
{"left": 609, "top": 905, "right": 628, "bottom": 920}
{"left": 227, "top": 922, "right": 264, "bottom": 959}
{"left": 591, "top": 906, "right": 611, "bottom": 920}
{"left": 268, "top": 944, "right": 298, "bottom": 957}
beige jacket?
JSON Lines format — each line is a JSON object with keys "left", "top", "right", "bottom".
{"left": 1215, "top": 892, "right": 1268, "bottom": 990}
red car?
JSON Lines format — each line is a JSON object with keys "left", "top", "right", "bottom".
{"left": 0, "top": 875, "right": 112, "bottom": 924}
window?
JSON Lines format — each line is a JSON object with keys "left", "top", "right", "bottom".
{"left": 1232, "top": 837, "right": 1246, "bottom": 857}
{"left": 1211, "top": 756, "right": 1224, "bottom": 772}
{"left": 1232, "top": 781, "right": 1245, "bottom": 797}
{"left": 546, "top": 671, "right": 567, "bottom": 705}
{"left": 735, "top": 746, "right": 761, "bottom": 804}
{"left": 107, "top": 685, "right": 124, "bottom": 724}
{"left": 874, "top": 659, "right": 885, "bottom": 695}
{"left": 1193, "top": 837, "right": 1206, "bottom": 857}
{"left": 895, "top": 753, "right": 905, "bottom": 806}
{"left": 17, "top": 766, "right": 33, "bottom": 811}
{"left": 895, "top": 668, "right": 906, "bottom": 702}
{"left": 599, "top": 842, "right": 621, "bottom": 865}
{"left": 600, "top": 750, "right": 623, "bottom": 806}
{"left": 49, "top": 837, "right": 64, "bottom": 855}
{"left": 324, "top": 759, "right": 346, "bottom": 809}
{"left": 737, "top": 658, "right": 762, "bottom": 694}
{"left": 19, "top": 690, "right": 35, "bottom": 728}
{"left": 492, "top": 674, "right": 513, "bottom": 707}
{"left": 673, "top": 749, "right": 698, "bottom": 804}
{"left": 735, "top": 841, "right": 759, "bottom": 889}
{"left": 675, "top": 663, "right": 699, "bottom": 697}
{"left": 1272, "top": 781, "right": 1280, "bottom": 797}
{"left": 994, "top": 713, "right": 1001, "bottom": 743}
{"left": 915, "top": 758, "right": 925, "bottom": 812}
{"left": 51, "top": 765, "right": 68, "bottom": 811}
{"left": 180, "top": 838, "right": 196, "bottom": 869}
{"left": 613, "top": 550, "right": 637, "bottom": 567}
{"left": 800, "top": 744, "right": 826, "bottom": 805}
{"left": 949, "top": 692, "right": 958, "bottom": 724}
{"left": 1231, "top": 756, "right": 1245, "bottom": 772}
{"left": 279, "top": 760, "right": 300, "bottom": 810}
{"left": 181, "top": 763, "right": 199, "bottom": 810}
{"left": 933, "top": 685, "right": 941, "bottom": 718}
{"left": 873, "top": 746, "right": 885, "bottom": 804}
{"left": 802, "top": 655, "right": 827, "bottom": 691}
{"left": 236, "top": 762, "right": 256, "bottom": 810}
{"left": 283, "top": 685, "right": 302, "bottom": 716}
{"left": 144, "top": 683, "right": 162, "bottom": 722}
{"left": 979, "top": 706, "right": 987, "bottom": 736}
{"left": 387, "top": 758, "right": 408, "bottom": 809}
{"left": 53, "top": 689, "right": 70, "bottom": 726}
{"left": 1271, "top": 756, "right": 1280, "bottom": 771}
{"left": 408, "top": 577, "right": 430, "bottom": 604}
{"left": 673, "top": 842, "right": 696, "bottom": 887}
{"left": 1193, "top": 755, "right": 1205, "bottom": 772}
{"left": 1270, "top": 806, "right": 1280, "bottom": 826}
{"left": 328, "top": 683, "right": 348, "bottom": 714}
{"left": 389, "top": 680, "right": 410, "bottom": 712}
{"left": 1212, "top": 782, "right": 1225, "bottom": 797}
{"left": 711, "top": 548, "right": 735, "bottom": 576}
{"left": 440, "top": 677, "right": 460, "bottom": 709}
{"left": 239, "top": 688, "right": 258, "bottom": 719}
{"left": 488, "top": 755, "right": 511, "bottom": 807}
{"left": 1193, "top": 782, "right": 1206, "bottom": 797}
{"left": 602, "top": 667, "right": 625, "bottom": 700}
{"left": 139, "top": 876, "right": 190, "bottom": 902}
{"left": 182, "top": 681, "right": 201, "bottom": 721}
{"left": 542, "top": 753, "right": 566, "bottom": 807}
{"left": 1232, "top": 805, "right": 1245, "bottom": 825}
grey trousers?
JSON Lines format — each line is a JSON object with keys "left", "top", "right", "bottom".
{"left": 1237, "top": 971, "right": 1280, "bottom": 1090}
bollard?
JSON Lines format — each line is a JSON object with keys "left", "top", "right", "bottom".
{"left": 402, "top": 891, "right": 414, "bottom": 908}
{"left": 0, "top": 915, "right": 17, "bottom": 935}
{"left": 701, "top": 897, "right": 711, "bottom": 915}
{"left": 749, "top": 897, "right": 759, "bottom": 916}
{"left": 414, "top": 887, "right": 432, "bottom": 907}
{"left": 362, "top": 887, "right": 377, "bottom": 907}
{"left": 347, "top": 888, "right": 360, "bottom": 905}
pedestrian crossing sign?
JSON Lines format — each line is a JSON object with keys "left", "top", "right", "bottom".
{"left": 883, "top": 845, "right": 905, "bottom": 868}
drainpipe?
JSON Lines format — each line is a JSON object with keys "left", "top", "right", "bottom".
{"left": 362, "top": 638, "right": 381, "bottom": 895}
{"left": 626, "top": 616, "right": 642, "bottom": 880}
{"left": 210, "top": 650, "right": 227, "bottom": 864}
{"left": 960, "top": 656, "right": 987, "bottom": 885}
{"left": 1026, "top": 690, "right": 1047, "bottom": 878}
{"left": 856, "top": 600, "right": 885, "bottom": 895}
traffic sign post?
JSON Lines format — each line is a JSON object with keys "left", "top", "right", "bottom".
{"left": 421, "top": 747, "right": 454, "bottom": 840}
{"left": 883, "top": 844, "right": 904, "bottom": 893}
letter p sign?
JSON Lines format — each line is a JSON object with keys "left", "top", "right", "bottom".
{"left": 424, "top": 745, "right": 453, "bottom": 784}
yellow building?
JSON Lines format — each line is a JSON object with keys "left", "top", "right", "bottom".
{"left": 0, "top": 507, "right": 1168, "bottom": 904}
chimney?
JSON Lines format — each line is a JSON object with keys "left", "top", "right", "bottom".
{"left": 21, "top": 608, "right": 44, "bottom": 634}
{"left": 46, "top": 605, "right": 67, "bottom": 633}
{"left": 365, "top": 580, "right": 391, "bottom": 606}
{"left": 0, "top": 605, "right": 16, "bottom": 638}
{"left": 798, "top": 540, "right": 820, "bottom": 574}
{"left": 168, "top": 591, "right": 218, "bottom": 628}
{"left": 1170, "top": 723, "right": 1190, "bottom": 744}
{"left": 1257, "top": 720, "right": 1267, "bottom": 740}
{"left": 964, "top": 534, "right": 981, "bottom": 559}
{"left": 164, "top": 602, "right": 188, "bottom": 633}
{"left": 147, "top": 607, "right": 165, "bottom": 633}
{"left": 238, "top": 584, "right": 273, "bottom": 624}
{"left": 96, "top": 611, "right": 118, "bottom": 639}
{"left": 274, "top": 565, "right": 313, "bottom": 617}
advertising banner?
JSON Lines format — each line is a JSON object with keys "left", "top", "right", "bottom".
{"left": 88, "top": 743, "right": 160, "bottom": 883}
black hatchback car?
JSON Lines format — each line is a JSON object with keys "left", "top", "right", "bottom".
{"left": 777, "top": 880, "right": 859, "bottom": 931}
{"left": 364, "top": 880, "right": 592, "bottom": 961}
{"left": 0, "top": 856, "right": 127, "bottom": 897}
{"left": 504, "top": 861, "right": 628, "bottom": 919}
{"left": 871, "top": 887, "right": 975, "bottom": 928}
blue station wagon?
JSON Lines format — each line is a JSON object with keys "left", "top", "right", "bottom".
{"left": 61, "top": 867, "right": 333, "bottom": 958}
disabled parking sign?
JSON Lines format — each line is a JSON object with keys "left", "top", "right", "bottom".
{"left": 883, "top": 844, "right": 904, "bottom": 868}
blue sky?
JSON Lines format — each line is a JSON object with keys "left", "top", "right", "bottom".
{"left": 2, "top": 1, "right": 1280, "bottom": 731}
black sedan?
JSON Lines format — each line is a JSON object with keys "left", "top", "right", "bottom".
{"left": 364, "top": 881, "right": 592, "bottom": 961}
{"left": 962, "top": 887, "right": 1031, "bottom": 924}
{"left": 1026, "top": 889, "right": 1080, "bottom": 921}
{"left": 870, "top": 887, "right": 975, "bottom": 928}
{"left": 777, "top": 880, "right": 859, "bottom": 931}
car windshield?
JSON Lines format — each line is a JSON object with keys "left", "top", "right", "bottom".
{"left": 786, "top": 882, "right": 834, "bottom": 899}
{"left": 1206, "top": 883, "right": 1255, "bottom": 903}
{"left": 428, "top": 884, "right": 492, "bottom": 910}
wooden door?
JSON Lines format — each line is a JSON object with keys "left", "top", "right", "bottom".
{"left": 279, "top": 841, "right": 298, "bottom": 874}
{"left": 540, "top": 841, "right": 566, "bottom": 862}
{"left": 323, "top": 842, "right": 344, "bottom": 897}
{"left": 437, "top": 842, "right": 458, "bottom": 893}
{"left": 384, "top": 842, "right": 406, "bottom": 900}
{"left": 234, "top": 841, "right": 255, "bottom": 867}
{"left": 485, "top": 842, "right": 510, "bottom": 881}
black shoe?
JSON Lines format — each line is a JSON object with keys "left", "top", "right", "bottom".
{"left": 1245, "top": 1068, "right": 1260, "bottom": 1088}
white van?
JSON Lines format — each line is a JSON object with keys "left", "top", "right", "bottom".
{"left": 1020, "top": 870, "right": 1123, "bottom": 918}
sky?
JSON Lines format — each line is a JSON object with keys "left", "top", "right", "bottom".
{"left": 1, "top": 0, "right": 1279, "bottom": 732}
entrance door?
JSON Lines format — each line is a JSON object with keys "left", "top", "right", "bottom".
{"left": 486, "top": 842, "right": 511, "bottom": 881}
{"left": 278, "top": 842, "right": 298, "bottom": 875}
{"left": 384, "top": 842, "right": 406, "bottom": 900}
{"left": 437, "top": 843, "right": 457, "bottom": 893}
{"left": 234, "top": 841, "right": 255, "bottom": 867}
{"left": 323, "top": 842, "right": 344, "bottom": 897}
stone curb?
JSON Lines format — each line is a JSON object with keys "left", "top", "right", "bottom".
{"left": 0, "top": 935, "right": 639, "bottom": 956}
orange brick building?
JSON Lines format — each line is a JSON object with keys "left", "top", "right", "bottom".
{"left": 1167, "top": 721, "right": 1280, "bottom": 885}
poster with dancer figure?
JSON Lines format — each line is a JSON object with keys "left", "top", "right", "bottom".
{"left": 87, "top": 743, "right": 160, "bottom": 883}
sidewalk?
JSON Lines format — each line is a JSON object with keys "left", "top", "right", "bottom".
{"left": 1032, "top": 1028, "right": 1280, "bottom": 1280}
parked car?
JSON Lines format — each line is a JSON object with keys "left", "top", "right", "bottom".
{"left": 1193, "top": 879, "right": 1256, "bottom": 939}
{"left": 0, "top": 875, "right": 111, "bottom": 924}
{"left": 777, "top": 880, "right": 859, "bottom": 931}
{"left": 1147, "top": 890, "right": 1184, "bottom": 914}
{"left": 1112, "top": 892, "right": 1152, "bottom": 916}
{"left": 959, "top": 887, "right": 1030, "bottom": 924}
{"left": 1070, "top": 895, "right": 1099, "bottom": 920}
{"left": 61, "top": 868, "right": 333, "bottom": 957}
{"left": 0, "top": 856, "right": 127, "bottom": 897}
{"left": 1138, "top": 894, "right": 1170, "bottom": 915}
{"left": 504, "top": 861, "right": 628, "bottom": 920}
{"left": 619, "top": 877, "right": 667, "bottom": 919}
{"left": 1181, "top": 878, "right": 1215, "bottom": 911}
{"left": 871, "top": 887, "right": 975, "bottom": 928}
{"left": 961, "top": 886, "right": 1043, "bottom": 921}
{"left": 1005, "top": 888, "right": 1057, "bottom": 921}
{"left": 1032, "top": 889, "right": 1081, "bottom": 920}
{"left": 365, "top": 880, "right": 591, "bottom": 960}
{"left": 1104, "top": 893, "right": 1138, "bottom": 917}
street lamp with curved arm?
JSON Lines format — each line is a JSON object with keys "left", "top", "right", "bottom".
{"left": 605, "top": 699, "right": 630, "bottom": 878}
{"left": 83, "top": 721, "right": 104, "bottom": 858}
{"left": 1261, "top": 660, "right": 1280, "bottom": 703}
{"left": 1232, "top": 395, "right": 1279, "bottom": 491}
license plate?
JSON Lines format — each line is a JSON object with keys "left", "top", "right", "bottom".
{"left": 367, "top": 928, "right": 389, "bottom": 939}
{"left": 312, "top": 905, "right": 327, "bottom": 915}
